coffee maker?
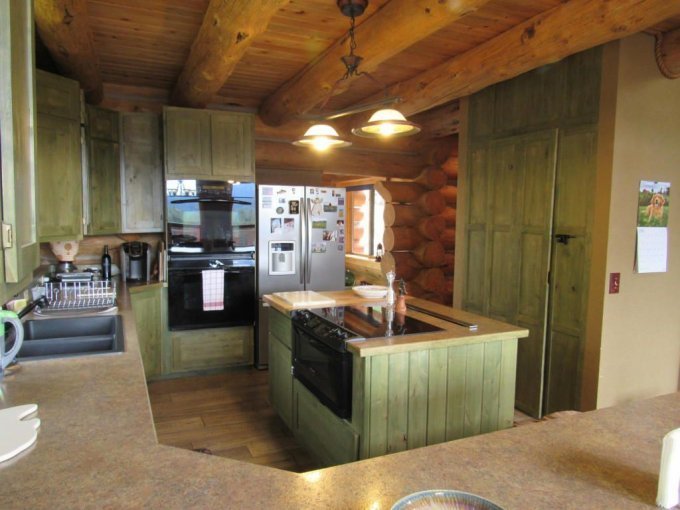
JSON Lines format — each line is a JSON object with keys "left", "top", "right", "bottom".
{"left": 121, "top": 242, "right": 151, "bottom": 282}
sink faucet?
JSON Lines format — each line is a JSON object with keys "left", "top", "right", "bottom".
{"left": 17, "top": 296, "right": 49, "bottom": 319}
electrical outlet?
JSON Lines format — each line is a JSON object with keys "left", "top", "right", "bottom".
{"left": 609, "top": 273, "right": 620, "bottom": 294}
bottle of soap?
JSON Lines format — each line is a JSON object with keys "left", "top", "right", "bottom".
{"left": 102, "top": 245, "right": 112, "bottom": 280}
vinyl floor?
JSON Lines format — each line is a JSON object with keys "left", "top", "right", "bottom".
{"left": 147, "top": 368, "right": 321, "bottom": 473}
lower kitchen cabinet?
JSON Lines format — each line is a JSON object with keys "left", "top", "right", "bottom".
{"left": 170, "top": 326, "right": 253, "bottom": 373}
{"left": 129, "top": 284, "right": 166, "bottom": 380}
{"left": 269, "top": 331, "right": 293, "bottom": 430}
{"left": 293, "top": 379, "right": 359, "bottom": 467}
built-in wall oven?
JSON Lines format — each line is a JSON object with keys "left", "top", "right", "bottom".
{"left": 167, "top": 255, "right": 255, "bottom": 331}
{"left": 166, "top": 180, "right": 256, "bottom": 331}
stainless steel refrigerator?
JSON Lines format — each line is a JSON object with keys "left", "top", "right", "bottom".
{"left": 256, "top": 185, "right": 346, "bottom": 367}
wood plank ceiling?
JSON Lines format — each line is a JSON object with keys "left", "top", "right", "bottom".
{"left": 35, "top": 0, "right": 680, "bottom": 137}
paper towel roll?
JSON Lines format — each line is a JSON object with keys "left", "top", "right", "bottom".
{"left": 657, "top": 428, "right": 680, "bottom": 508}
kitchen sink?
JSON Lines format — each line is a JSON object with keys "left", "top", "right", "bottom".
{"left": 16, "top": 315, "right": 124, "bottom": 360}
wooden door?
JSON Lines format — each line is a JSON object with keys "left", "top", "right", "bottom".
{"left": 543, "top": 126, "right": 596, "bottom": 413}
{"left": 464, "top": 130, "right": 557, "bottom": 417}
{"left": 88, "top": 137, "right": 121, "bottom": 234}
{"left": 36, "top": 113, "right": 84, "bottom": 241}
{"left": 211, "top": 111, "right": 255, "bottom": 180}
{"left": 164, "top": 108, "right": 211, "bottom": 178}
{"left": 121, "top": 113, "right": 164, "bottom": 232}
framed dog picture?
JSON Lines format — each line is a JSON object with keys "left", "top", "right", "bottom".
{"left": 638, "top": 180, "right": 670, "bottom": 227}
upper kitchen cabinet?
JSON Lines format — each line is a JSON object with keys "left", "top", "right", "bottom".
{"left": 164, "top": 106, "right": 254, "bottom": 181}
{"left": 35, "top": 70, "right": 83, "bottom": 242}
{"left": 86, "top": 105, "right": 121, "bottom": 235}
{"left": 120, "top": 113, "right": 164, "bottom": 232}
{"left": 0, "top": 0, "right": 40, "bottom": 295}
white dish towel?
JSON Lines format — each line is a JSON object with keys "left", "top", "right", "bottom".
{"left": 202, "top": 270, "right": 224, "bottom": 311}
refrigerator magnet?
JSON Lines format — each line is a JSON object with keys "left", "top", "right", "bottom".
{"left": 310, "top": 197, "right": 323, "bottom": 216}
{"left": 283, "top": 218, "right": 295, "bottom": 232}
{"left": 322, "top": 230, "right": 337, "bottom": 241}
{"left": 270, "top": 218, "right": 282, "bottom": 233}
{"left": 323, "top": 203, "right": 338, "bottom": 213}
{"left": 311, "top": 220, "right": 326, "bottom": 229}
{"left": 338, "top": 244, "right": 344, "bottom": 251}
{"left": 338, "top": 209, "right": 344, "bottom": 218}
{"left": 276, "top": 206, "right": 285, "bottom": 214}
{"left": 289, "top": 200, "right": 299, "bottom": 214}
{"left": 338, "top": 197, "right": 345, "bottom": 206}
{"left": 312, "top": 243, "right": 327, "bottom": 253}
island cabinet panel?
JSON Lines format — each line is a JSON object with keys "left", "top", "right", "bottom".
{"left": 269, "top": 332, "right": 293, "bottom": 430}
{"left": 293, "top": 380, "right": 359, "bottom": 467}
{"left": 355, "top": 339, "right": 518, "bottom": 460}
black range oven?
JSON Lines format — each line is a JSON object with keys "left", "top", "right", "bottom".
{"left": 291, "top": 306, "right": 444, "bottom": 419}
{"left": 167, "top": 254, "right": 255, "bottom": 331}
{"left": 291, "top": 310, "right": 360, "bottom": 420}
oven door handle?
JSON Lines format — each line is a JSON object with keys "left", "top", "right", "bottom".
{"left": 168, "top": 268, "right": 252, "bottom": 276}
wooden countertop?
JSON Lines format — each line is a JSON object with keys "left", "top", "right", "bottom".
{"left": 1, "top": 284, "right": 677, "bottom": 509}
{"left": 264, "top": 291, "right": 529, "bottom": 357}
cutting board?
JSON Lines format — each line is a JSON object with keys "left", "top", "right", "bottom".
{"left": 272, "top": 291, "right": 336, "bottom": 308}
{"left": 0, "top": 404, "right": 40, "bottom": 463}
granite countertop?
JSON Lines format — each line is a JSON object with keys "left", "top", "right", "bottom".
{"left": 1, "top": 285, "right": 678, "bottom": 509}
{"left": 264, "top": 291, "right": 530, "bottom": 357}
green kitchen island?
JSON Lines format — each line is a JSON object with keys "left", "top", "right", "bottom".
{"left": 263, "top": 291, "right": 530, "bottom": 466}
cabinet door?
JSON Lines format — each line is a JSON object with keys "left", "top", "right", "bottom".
{"left": 36, "top": 113, "right": 84, "bottom": 241}
{"left": 0, "top": 0, "right": 39, "bottom": 291}
{"left": 121, "top": 113, "right": 163, "bottom": 232}
{"left": 36, "top": 69, "right": 80, "bottom": 121}
{"left": 87, "top": 105, "right": 119, "bottom": 142}
{"left": 294, "top": 379, "right": 359, "bottom": 467}
{"left": 164, "top": 108, "right": 211, "bottom": 178}
{"left": 88, "top": 137, "right": 121, "bottom": 234}
{"left": 269, "top": 332, "right": 294, "bottom": 430}
{"left": 211, "top": 111, "right": 254, "bottom": 180}
{"left": 130, "top": 286, "right": 163, "bottom": 379}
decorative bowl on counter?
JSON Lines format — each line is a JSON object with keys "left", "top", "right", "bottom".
{"left": 391, "top": 490, "right": 503, "bottom": 510}
{"left": 352, "top": 285, "right": 388, "bottom": 299}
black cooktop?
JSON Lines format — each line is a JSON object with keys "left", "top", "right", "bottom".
{"left": 308, "top": 305, "right": 444, "bottom": 339}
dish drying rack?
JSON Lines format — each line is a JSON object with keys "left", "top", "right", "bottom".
{"left": 38, "top": 280, "right": 117, "bottom": 312}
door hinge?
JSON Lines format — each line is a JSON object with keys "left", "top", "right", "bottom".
{"left": 1, "top": 223, "right": 13, "bottom": 249}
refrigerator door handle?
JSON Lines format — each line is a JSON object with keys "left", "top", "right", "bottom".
{"left": 306, "top": 197, "right": 312, "bottom": 284}
{"left": 299, "top": 196, "right": 306, "bottom": 285}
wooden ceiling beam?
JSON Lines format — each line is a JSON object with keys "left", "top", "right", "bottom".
{"left": 357, "top": 0, "right": 680, "bottom": 118}
{"left": 171, "top": 0, "right": 289, "bottom": 108}
{"left": 34, "top": 0, "right": 103, "bottom": 104}
{"left": 655, "top": 27, "right": 680, "bottom": 78}
{"left": 258, "top": 0, "right": 492, "bottom": 127}
{"left": 255, "top": 139, "right": 422, "bottom": 179}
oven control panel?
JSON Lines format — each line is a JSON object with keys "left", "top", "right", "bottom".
{"left": 291, "top": 309, "right": 361, "bottom": 351}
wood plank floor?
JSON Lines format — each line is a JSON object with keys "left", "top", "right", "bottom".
{"left": 147, "top": 369, "right": 321, "bottom": 473}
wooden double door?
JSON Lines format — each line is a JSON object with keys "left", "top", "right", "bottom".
{"left": 464, "top": 127, "right": 596, "bottom": 417}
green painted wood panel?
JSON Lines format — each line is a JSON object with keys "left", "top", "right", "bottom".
{"left": 294, "top": 380, "right": 359, "bottom": 467}
{"left": 88, "top": 137, "right": 121, "bottom": 234}
{"left": 426, "top": 348, "right": 448, "bottom": 445}
{"left": 87, "top": 106, "right": 119, "bottom": 142}
{"left": 463, "top": 343, "right": 484, "bottom": 437}
{"left": 164, "top": 107, "right": 211, "bottom": 178}
{"left": 407, "top": 350, "right": 429, "bottom": 449}
{"left": 444, "top": 345, "right": 466, "bottom": 441}
{"left": 35, "top": 69, "right": 80, "bottom": 121}
{"left": 480, "top": 341, "right": 502, "bottom": 433}
{"left": 120, "top": 113, "right": 164, "bottom": 233}
{"left": 211, "top": 111, "right": 255, "bottom": 180}
{"left": 130, "top": 287, "right": 163, "bottom": 379}
{"left": 0, "top": 0, "right": 39, "bottom": 288}
{"left": 367, "top": 355, "right": 389, "bottom": 458}
{"left": 36, "top": 113, "right": 83, "bottom": 241}
{"left": 498, "top": 339, "right": 518, "bottom": 429}
{"left": 268, "top": 332, "right": 293, "bottom": 430}
{"left": 268, "top": 307, "right": 292, "bottom": 349}
{"left": 386, "top": 352, "right": 409, "bottom": 454}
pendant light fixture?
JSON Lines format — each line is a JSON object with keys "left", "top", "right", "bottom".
{"left": 292, "top": 0, "right": 420, "bottom": 150}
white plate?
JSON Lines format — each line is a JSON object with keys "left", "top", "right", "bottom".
{"left": 352, "top": 285, "right": 388, "bottom": 299}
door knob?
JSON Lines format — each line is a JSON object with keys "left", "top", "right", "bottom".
{"left": 555, "top": 234, "right": 575, "bottom": 245}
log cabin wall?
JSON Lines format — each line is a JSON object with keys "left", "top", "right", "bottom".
{"left": 376, "top": 138, "right": 458, "bottom": 305}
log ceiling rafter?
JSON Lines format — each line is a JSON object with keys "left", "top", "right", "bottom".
{"left": 354, "top": 0, "right": 680, "bottom": 119}
{"left": 258, "top": 0, "right": 492, "bottom": 127}
{"left": 34, "top": 0, "right": 103, "bottom": 104}
{"left": 171, "top": 0, "right": 290, "bottom": 108}
{"left": 655, "top": 26, "right": 680, "bottom": 78}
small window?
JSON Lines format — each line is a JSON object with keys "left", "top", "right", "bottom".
{"left": 346, "top": 186, "right": 385, "bottom": 257}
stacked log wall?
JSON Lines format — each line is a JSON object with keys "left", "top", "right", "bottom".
{"left": 377, "top": 141, "right": 458, "bottom": 305}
